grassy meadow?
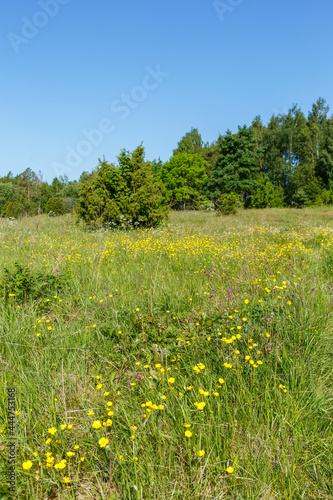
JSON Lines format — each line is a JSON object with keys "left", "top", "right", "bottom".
{"left": 0, "top": 208, "right": 333, "bottom": 499}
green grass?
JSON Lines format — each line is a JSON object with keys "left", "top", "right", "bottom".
{"left": 0, "top": 208, "right": 333, "bottom": 499}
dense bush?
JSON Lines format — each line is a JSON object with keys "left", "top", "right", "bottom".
{"left": 252, "top": 175, "right": 284, "bottom": 208}
{"left": 45, "top": 197, "right": 67, "bottom": 215}
{"left": 216, "top": 193, "right": 243, "bottom": 215}
{"left": 77, "top": 145, "right": 168, "bottom": 228}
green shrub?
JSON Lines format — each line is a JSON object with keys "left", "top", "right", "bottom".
{"left": 77, "top": 145, "right": 168, "bottom": 229}
{"left": 252, "top": 175, "right": 284, "bottom": 208}
{"left": 216, "top": 193, "right": 243, "bottom": 215}
{"left": 45, "top": 197, "right": 66, "bottom": 215}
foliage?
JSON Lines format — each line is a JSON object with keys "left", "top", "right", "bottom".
{"left": 77, "top": 145, "right": 168, "bottom": 228}
{"left": 204, "top": 126, "right": 260, "bottom": 206}
{"left": 251, "top": 175, "right": 284, "bottom": 208}
{"left": 159, "top": 152, "right": 208, "bottom": 210}
{"left": 45, "top": 197, "right": 67, "bottom": 215}
{"left": 0, "top": 262, "right": 68, "bottom": 304}
{"left": 216, "top": 192, "right": 243, "bottom": 215}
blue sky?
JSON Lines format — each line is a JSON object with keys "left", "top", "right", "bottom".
{"left": 1, "top": 0, "right": 333, "bottom": 182}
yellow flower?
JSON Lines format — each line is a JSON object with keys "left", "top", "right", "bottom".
{"left": 45, "top": 438, "right": 52, "bottom": 445}
{"left": 168, "top": 377, "right": 175, "bottom": 384}
{"left": 186, "top": 386, "right": 193, "bottom": 391}
{"left": 66, "top": 451, "right": 75, "bottom": 457}
{"left": 194, "top": 402, "right": 206, "bottom": 410}
{"left": 218, "top": 378, "right": 225, "bottom": 384}
{"left": 183, "top": 423, "right": 191, "bottom": 428}
{"left": 161, "top": 395, "right": 167, "bottom": 400}
{"left": 105, "top": 419, "right": 113, "bottom": 426}
{"left": 197, "top": 450, "right": 205, "bottom": 457}
{"left": 242, "top": 318, "right": 247, "bottom": 322}
{"left": 22, "top": 460, "right": 33, "bottom": 470}
{"left": 226, "top": 466, "right": 234, "bottom": 474}
{"left": 96, "top": 384, "right": 103, "bottom": 390}
{"left": 99, "top": 437, "right": 109, "bottom": 448}
{"left": 48, "top": 427, "right": 57, "bottom": 435}
{"left": 92, "top": 420, "right": 102, "bottom": 429}
{"left": 68, "top": 425, "right": 73, "bottom": 430}
{"left": 62, "top": 476, "right": 71, "bottom": 484}
{"left": 74, "top": 445, "right": 79, "bottom": 450}
{"left": 185, "top": 430, "right": 192, "bottom": 438}
{"left": 130, "top": 435, "right": 135, "bottom": 440}
{"left": 54, "top": 461, "right": 66, "bottom": 469}
{"left": 87, "top": 410, "right": 94, "bottom": 416}
{"left": 266, "top": 332, "right": 271, "bottom": 338}
{"left": 244, "top": 299, "right": 249, "bottom": 304}
{"left": 213, "top": 392, "right": 219, "bottom": 397}
{"left": 104, "top": 391, "right": 110, "bottom": 396}
{"left": 60, "top": 424, "right": 66, "bottom": 430}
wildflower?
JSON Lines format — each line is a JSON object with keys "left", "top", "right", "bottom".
{"left": 186, "top": 386, "right": 193, "bottom": 390}
{"left": 105, "top": 419, "right": 113, "bottom": 426}
{"left": 48, "top": 427, "right": 57, "bottom": 435}
{"left": 92, "top": 420, "right": 102, "bottom": 429}
{"left": 74, "top": 445, "right": 79, "bottom": 450}
{"left": 104, "top": 391, "right": 110, "bottom": 396}
{"left": 197, "top": 450, "right": 205, "bottom": 457}
{"left": 67, "top": 425, "right": 73, "bottom": 430}
{"left": 244, "top": 299, "right": 249, "bottom": 304}
{"left": 168, "top": 377, "right": 175, "bottom": 384}
{"left": 194, "top": 402, "right": 206, "bottom": 410}
{"left": 87, "top": 410, "right": 94, "bottom": 416}
{"left": 183, "top": 423, "right": 191, "bottom": 428}
{"left": 130, "top": 435, "right": 135, "bottom": 440}
{"left": 60, "top": 424, "right": 66, "bottom": 430}
{"left": 242, "top": 318, "right": 247, "bottom": 322}
{"left": 66, "top": 451, "right": 75, "bottom": 457}
{"left": 185, "top": 430, "right": 192, "bottom": 438}
{"left": 62, "top": 477, "right": 71, "bottom": 484}
{"left": 161, "top": 395, "right": 167, "bottom": 400}
{"left": 54, "top": 461, "right": 66, "bottom": 469}
{"left": 226, "top": 466, "right": 234, "bottom": 474}
{"left": 218, "top": 378, "right": 224, "bottom": 384}
{"left": 99, "top": 437, "right": 109, "bottom": 448}
{"left": 22, "top": 461, "right": 33, "bottom": 470}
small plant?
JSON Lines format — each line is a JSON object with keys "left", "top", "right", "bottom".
{"left": 0, "top": 262, "right": 68, "bottom": 303}
{"left": 216, "top": 193, "right": 243, "bottom": 215}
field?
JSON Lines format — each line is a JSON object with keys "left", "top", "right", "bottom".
{"left": 0, "top": 208, "right": 333, "bottom": 500}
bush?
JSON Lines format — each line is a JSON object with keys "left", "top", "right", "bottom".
{"left": 77, "top": 146, "right": 168, "bottom": 229}
{"left": 252, "top": 175, "right": 284, "bottom": 208}
{"left": 45, "top": 197, "right": 66, "bottom": 215}
{"left": 216, "top": 193, "right": 243, "bottom": 215}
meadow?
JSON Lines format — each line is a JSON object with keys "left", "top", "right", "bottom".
{"left": 0, "top": 208, "right": 333, "bottom": 499}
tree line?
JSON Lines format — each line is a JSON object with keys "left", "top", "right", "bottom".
{"left": 1, "top": 98, "right": 333, "bottom": 225}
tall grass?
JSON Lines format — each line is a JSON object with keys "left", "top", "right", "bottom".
{"left": 0, "top": 208, "right": 332, "bottom": 499}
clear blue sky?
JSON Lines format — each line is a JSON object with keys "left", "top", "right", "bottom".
{"left": 1, "top": 0, "right": 333, "bottom": 182}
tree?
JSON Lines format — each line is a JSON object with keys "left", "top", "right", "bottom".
{"left": 0, "top": 183, "right": 18, "bottom": 215}
{"left": 173, "top": 128, "right": 204, "bottom": 156}
{"left": 160, "top": 152, "right": 208, "bottom": 210}
{"left": 204, "top": 126, "right": 260, "bottom": 206}
{"left": 77, "top": 145, "right": 168, "bottom": 228}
